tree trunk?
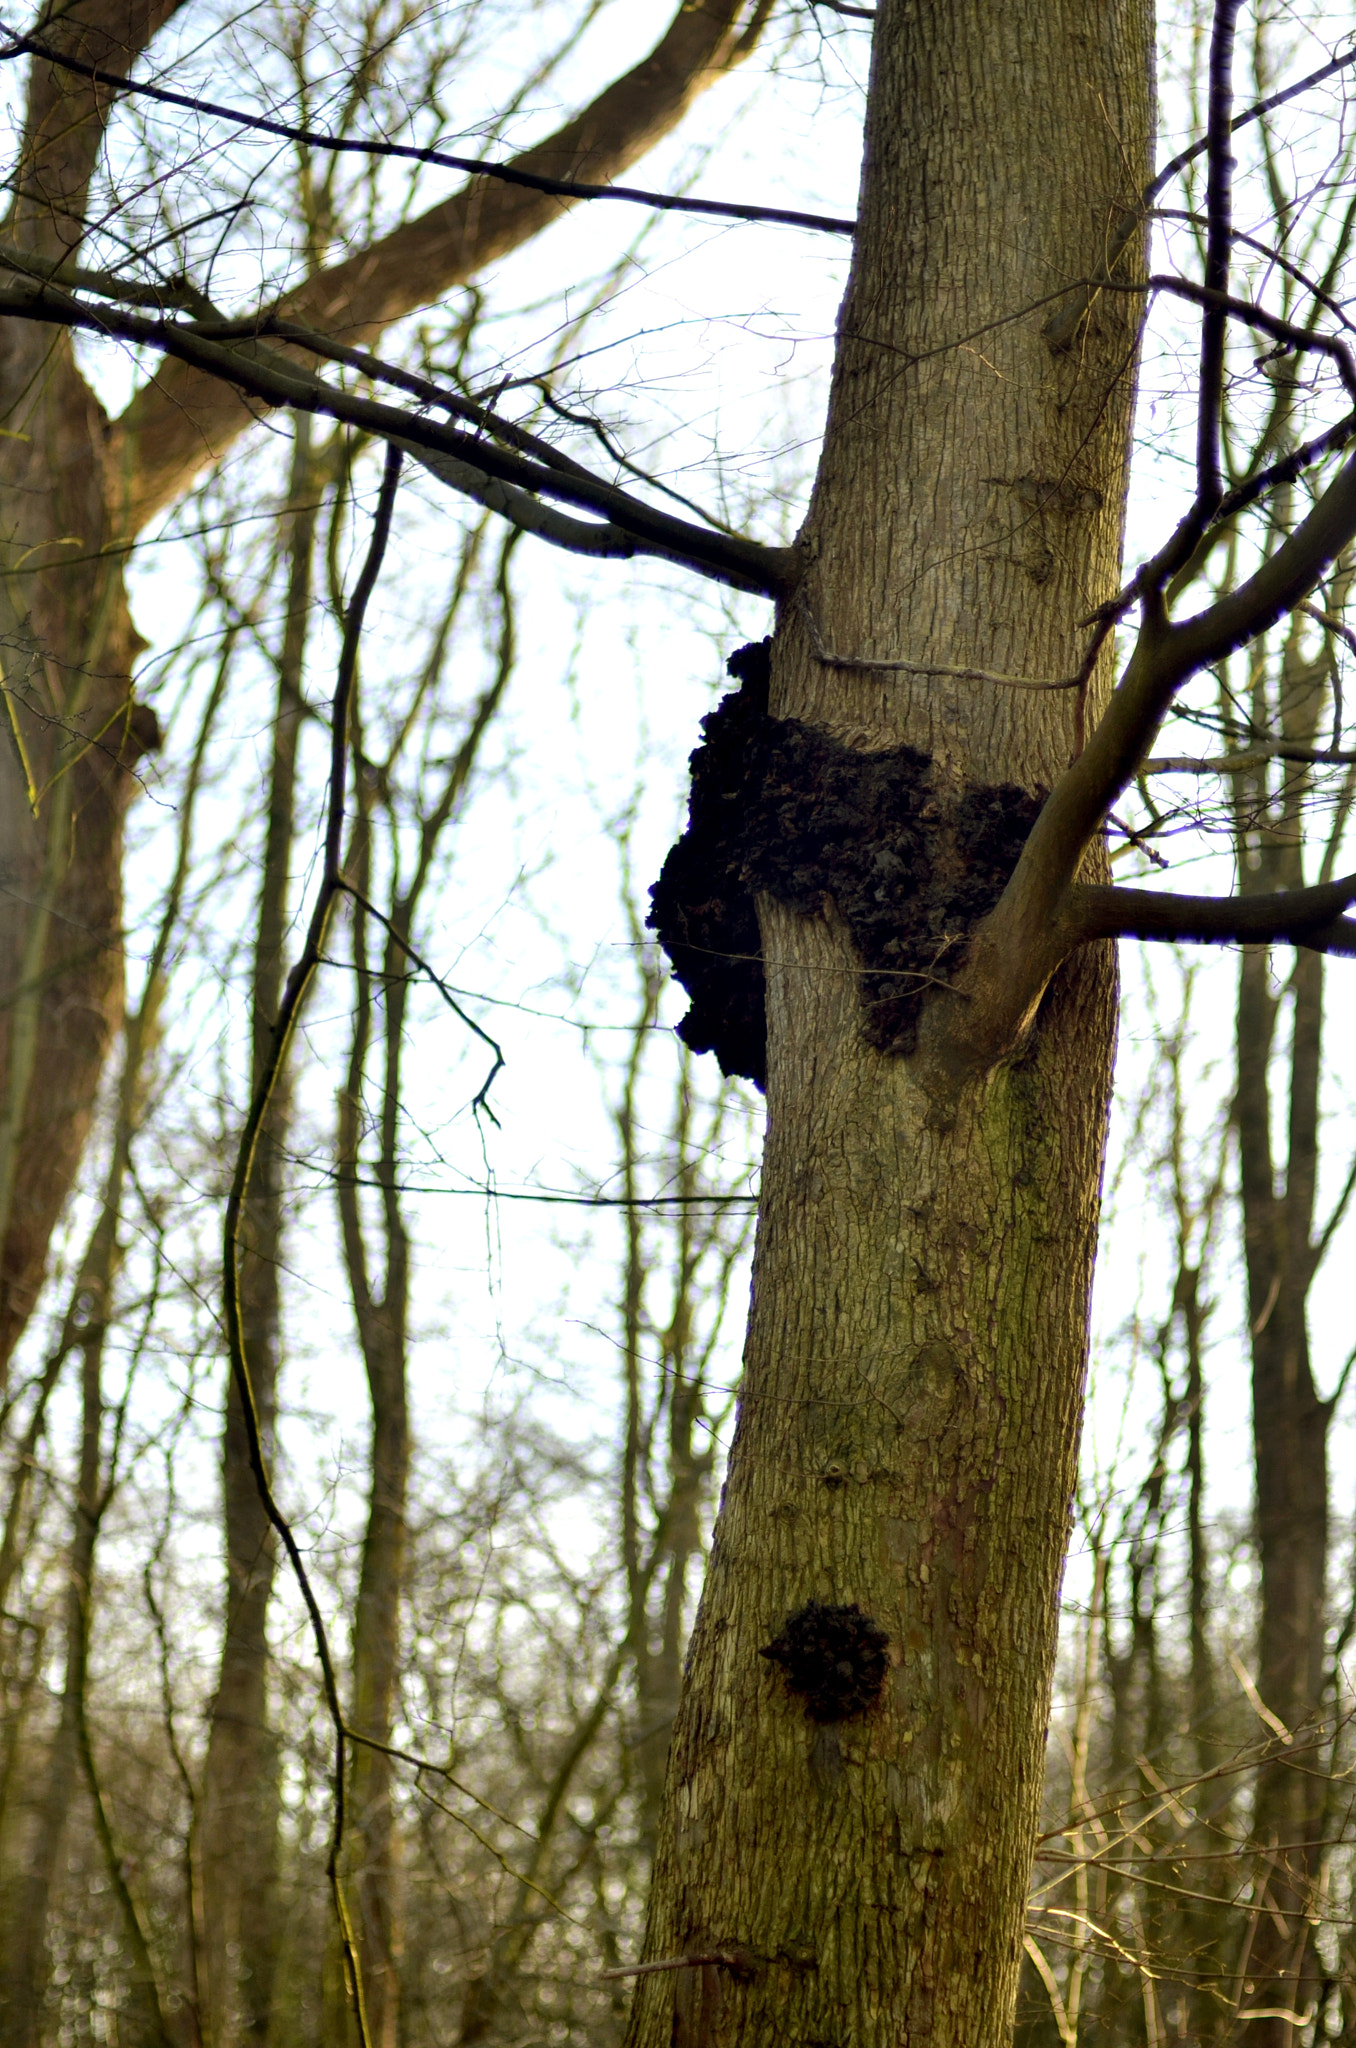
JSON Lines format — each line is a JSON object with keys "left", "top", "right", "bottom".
{"left": 0, "top": 1286, "right": 168, "bottom": 2047}
{"left": 0, "top": 0, "right": 767, "bottom": 1383}
{"left": 334, "top": 875, "right": 412, "bottom": 2048}
{"left": 332, "top": 596, "right": 516, "bottom": 2043}
{"left": 628, "top": 4, "right": 1151, "bottom": 2042}
{"left": 199, "top": 422, "right": 319, "bottom": 2048}
{"left": 0, "top": 1534, "right": 83, "bottom": 2048}
{"left": 0, "top": 0, "right": 179, "bottom": 1378}
{"left": 340, "top": 1325, "right": 409, "bottom": 2048}
{"left": 1232, "top": 622, "right": 1333, "bottom": 2048}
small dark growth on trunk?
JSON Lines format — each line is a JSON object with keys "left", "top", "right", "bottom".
{"left": 760, "top": 1600, "right": 892, "bottom": 1723}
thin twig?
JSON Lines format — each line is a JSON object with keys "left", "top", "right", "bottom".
{"left": 341, "top": 1725, "right": 533, "bottom": 1837}
{"left": 601, "top": 1953, "right": 744, "bottom": 1980}
{"left": 336, "top": 882, "right": 503, "bottom": 1121}
{"left": 0, "top": 31, "right": 857, "bottom": 239}
{"left": 220, "top": 443, "right": 403, "bottom": 2048}
{"left": 1152, "top": 39, "right": 1356, "bottom": 209}
{"left": 799, "top": 588, "right": 1079, "bottom": 689}
{"left": 1150, "top": 210, "right": 1356, "bottom": 332}
{"left": 1044, "top": 35, "right": 1356, "bottom": 349}
{"left": 1148, "top": 275, "right": 1356, "bottom": 401}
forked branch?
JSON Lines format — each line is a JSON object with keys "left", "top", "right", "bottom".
{"left": 0, "top": 279, "right": 792, "bottom": 595}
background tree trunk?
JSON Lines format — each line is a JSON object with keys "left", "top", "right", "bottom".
{"left": 0, "top": 0, "right": 180, "bottom": 1376}
{"left": 198, "top": 421, "right": 320, "bottom": 2048}
{"left": 332, "top": 865, "right": 413, "bottom": 2048}
{"left": 627, "top": 3, "right": 1152, "bottom": 2041}
{"left": 0, "top": 0, "right": 767, "bottom": 1382}
{"left": 1232, "top": 618, "right": 1338, "bottom": 2048}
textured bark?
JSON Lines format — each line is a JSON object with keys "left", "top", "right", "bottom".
{"left": 0, "top": 0, "right": 181, "bottom": 1378}
{"left": 633, "top": 1359, "right": 710, "bottom": 1849}
{"left": 343, "top": 1338, "right": 408, "bottom": 2048}
{"left": 618, "top": 1039, "right": 721, "bottom": 1852}
{"left": 628, "top": 3, "right": 1151, "bottom": 2042}
{"left": 0, "top": 680, "right": 214, "bottom": 2041}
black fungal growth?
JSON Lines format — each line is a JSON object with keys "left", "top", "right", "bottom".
{"left": 647, "top": 639, "right": 1044, "bottom": 1088}
{"left": 760, "top": 1600, "right": 891, "bottom": 1724}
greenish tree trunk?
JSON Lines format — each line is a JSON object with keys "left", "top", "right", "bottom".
{"left": 627, "top": 3, "right": 1152, "bottom": 2042}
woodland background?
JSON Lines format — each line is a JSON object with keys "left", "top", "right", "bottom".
{"left": 2, "top": 0, "right": 1356, "bottom": 2043}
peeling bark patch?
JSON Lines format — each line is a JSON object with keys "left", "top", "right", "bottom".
{"left": 759, "top": 1600, "right": 890, "bottom": 1723}
{"left": 647, "top": 640, "right": 1043, "bottom": 1087}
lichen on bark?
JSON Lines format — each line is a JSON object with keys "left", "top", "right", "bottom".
{"left": 648, "top": 638, "right": 1043, "bottom": 1086}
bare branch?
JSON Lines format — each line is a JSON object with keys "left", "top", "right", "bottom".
{"left": 951, "top": 450, "right": 1356, "bottom": 1065}
{"left": 1068, "top": 875, "right": 1356, "bottom": 952}
{"left": 1142, "top": 743, "right": 1356, "bottom": 774}
{"left": 0, "top": 25, "right": 852, "bottom": 239}
{"left": 1044, "top": 34, "right": 1356, "bottom": 348}
{"left": 114, "top": 0, "right": 786, "bottom": 528}
{"left": 398, "top": 443, "right": 642, "bottom": 565}
{"left": 264, "top": 320, "right": 614, "bottom": 483}
{"left": 1025, "top": 450, "right": 1356, "bottom": 907}
{"left": 1215, "top": 410, "right": 1356, "bottom": 527}
{"left": 0, "top": 280, "right": 792, "bottom": 595}
{"left": 1197, "top": 1, "right": 1243, "bottom": 519}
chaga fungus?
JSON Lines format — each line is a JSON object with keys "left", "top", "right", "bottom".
{"left": 760, "top": 1600, "right": 891, "bottom": 1724}
{"left": 647, "top": 639, "right": 1043, "bottom": 1089}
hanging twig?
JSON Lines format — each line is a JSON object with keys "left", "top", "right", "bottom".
{"left": 336, "top": 882, "right": 504, "bottom": 1122}
{"left": 220, "top": 441, "right": 403, "bottom": 2048}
